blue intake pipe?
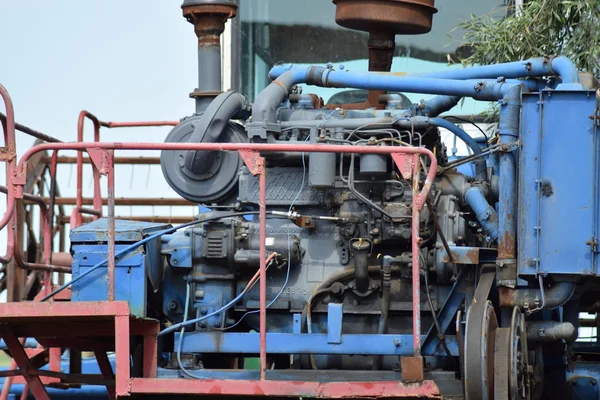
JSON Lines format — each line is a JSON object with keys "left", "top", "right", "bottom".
{"left": 268, "top": 56, "right": 580, "bottom": 87}
{"left": 429, "top": 117, "right": 487, "bottom": 181}
{"left": 464, "top": 186, "right": 499, "bottom": 242}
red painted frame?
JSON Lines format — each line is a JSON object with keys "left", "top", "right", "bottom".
{"left": 0, "top": 82, "right": 440, "bottom": 397}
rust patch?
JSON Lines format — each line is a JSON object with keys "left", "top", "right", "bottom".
{"left": 401, "top": 356, "right": 425, "bottom": 382}
{"left": 498, "top": 287, "right": 515, "bottom": 308}
{"left": 0, "top": 145, "right": 16, "bottom": 161}
{"left": 497, "top": 231, "right": 516, "bottom": 260}
{"left": 540, "top": 180, "right": 553, "bottom": 197}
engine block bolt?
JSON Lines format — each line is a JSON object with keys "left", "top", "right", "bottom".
{"left": 168, "top": 301, "right": 178, "bottom": 311}
{"left": 199, "top": 322, "right": 207, "bottom": 328}
{"left": 200, "top": 307, "right": 208, "bottom": 314}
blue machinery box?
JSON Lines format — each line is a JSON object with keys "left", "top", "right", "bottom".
{"left": 70, "top": 219, "right": 171, "bottom": 317}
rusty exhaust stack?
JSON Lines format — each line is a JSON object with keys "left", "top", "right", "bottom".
{"left": 332, "top": 0, "right": 437, "bottom": 107}
{"left": 181, "top": 0, "right": 238, "bottom": 113}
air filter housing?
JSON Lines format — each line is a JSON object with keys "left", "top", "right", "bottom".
{"left": 333, "top": 0, "right": 437, "bottom": 35}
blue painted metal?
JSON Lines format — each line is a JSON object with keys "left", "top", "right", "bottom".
{"left": 269, "top": 56, "right": 580, "bottom": 86}
{"left": 162, "top": 231, "right": 192, "bottom": 269}
{"left": 70, "top": 218, "right": 170, "bottom": 317}
{"left": 326, "top": 303, "right": 343, "bottom": 344}
{"left": 465, "top": 186, "right": 499, "bottom": 241}
{"left": 566, "top": 363, "right": 600, "bottom": 400}
{"left": 176, "top": 332, "right": 459, "bottom": 356}
{"left": 518, "top": 90, "right": 598, "bottom": 275}
{"left": 71, "top": 245, "right": 146, "bottom": 316}
{"left": 265, "top": 65, "right": 518, "bottom": 100}
{"left": 70, "top": 218, "right": 170, "bottom": 243}
{"left": 293, "top": 313, "right": 302, "bottom": 334}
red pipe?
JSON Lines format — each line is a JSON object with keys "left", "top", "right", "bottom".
{"left": 13, "top": 199, "right": 70, "bottom": 273}
{"left": 0, "top": 84, "right": 16, "bottom": 266}
{"left": 258, "top": 157, "right": 267, "bottom": 380}
{"left": 106, "top": 151, "right": 115, "bottom": 301}
{"left": 411, "top": 154, "right": 422, "bottom": 355}
{"left": 75, "top": 111, "right": 103, "bottom": 228}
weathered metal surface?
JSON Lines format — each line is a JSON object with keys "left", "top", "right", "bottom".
{"left": 438, "top": 246, "right": 498, "bottom": 265}
{"left": 411, "top": 154, "right": 422, "bottom": 357}
{"left": 401, "top": 356, "right": 425, "bottom": 382}
{"left": 106, "top": 150, "right": 116, "bottom": 302}
{"left": 518, "top": 91, "right": 598, "bottom": 275}
{"left": 258, "top": 156, "right": 267, "bottom": 380}
{"left": 129, "top": 378, "right": 442, "bottom": 398}
{"left": 333, "top": 0, "right": 437, "bottom": 35}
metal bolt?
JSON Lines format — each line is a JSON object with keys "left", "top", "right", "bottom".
{"left": 392, "top": 339, "right": 401, "bottom": 347}
{"left": 199, "top": 322, "right": 207, "bottom": 328}
{"left": 214, "top": 321, "right": 221, "bottom": 328}
{"left": 352, "top": 299, "right": 359, "bottom": 307}
{"left": 592, "top": 379, "right": 597, "bottom": 386}
{"left": 172, "top": 259, "right": 178, "bottom": 265}
{"left": 200, "top": 307, "right": 208, "bottom": 314}
{"left": 168, "top": 301, "right": 178, "bottom": 311}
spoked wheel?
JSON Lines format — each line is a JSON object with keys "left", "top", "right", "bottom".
{"left": 463, "top": 268, "right": 532, "bottom": 400}
{"left": 464, "top": 268, "right": 497, "bottom": 400}
{"left": 494, "top": 307, "right": 531, "bottom": 400}
{"left": 465, "top": 300, "right": 498, "bottom": 400}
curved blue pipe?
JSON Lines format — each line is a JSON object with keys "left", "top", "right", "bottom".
{"left": 429, "top": 118, "right": 487, "bottom": 181}
{"left": 269, "top": 56, "right": 580, "bottom": 87}
{"left": 465, "top": 186, "right": 499, "bottom": 242}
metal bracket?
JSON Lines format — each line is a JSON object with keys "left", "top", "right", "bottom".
{"left": 86, "top": 148, "right": 113, "bottom": 176}
{"left": 238, "top": 150, "right": 264, "bottom": 176}
{"left": 391, "top": 153, "right": 416, "bottom": 180}
{"left": 499, "top": 140, "right": 521, "bottom": 153}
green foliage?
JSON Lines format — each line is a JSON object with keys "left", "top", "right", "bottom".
{"left": 456, "top": 0, "right": 600, "bottom": 76}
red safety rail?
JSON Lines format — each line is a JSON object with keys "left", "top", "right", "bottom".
{"left": 71, "top": 111, "right": 179, "bottom": 228}
{"left": 0, "top": 82, "right": 442, "bottom": 399}
{"left": 1, "top": 140, "right": 439, "bottom": 398}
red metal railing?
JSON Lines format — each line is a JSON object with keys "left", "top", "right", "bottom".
{"left": 12, "top": 140, "right": 437, "bottom": 381}
{"left": 0, "top": 82, "right": 439, "bottom": 397}
{"left": 72, "top": 111, "right": 179, "bottom": 228}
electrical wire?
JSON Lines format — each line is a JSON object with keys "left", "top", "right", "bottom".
{"left": 176, "top": 253, "right": 278, "bottom": 378}
{"left": 219, "top": 135, "right": 311, "bottom": 332}
{"left": 442, "top": 116, "right": 489, "bottom": 142}
{"left": 40, "top": 211, "right": 265, "bottom": 302}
